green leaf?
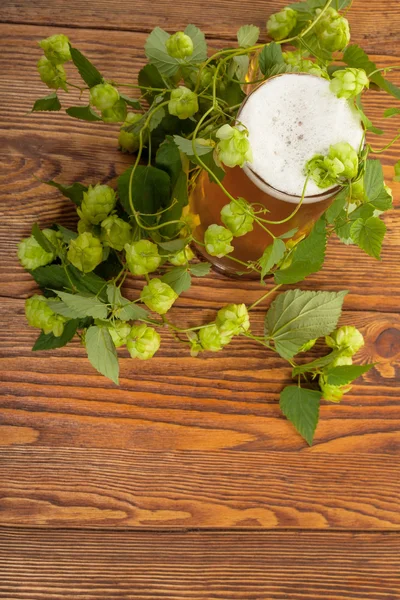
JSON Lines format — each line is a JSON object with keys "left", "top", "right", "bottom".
{"left": 29, "top": 264, "right": 108, "bottom": 300}
{"left": 85, "top": 325, "right": 119, "bottom": 385}
{"left": 350, "top": 216, "right": 386, "bottom": 260}
{"left": 138, "top": 64, "right": 166, "bottom": 101}
{"left": 51, "top": 290, "right": 108, "bottom": 319}
{"left": 42, "top": 180, "right": 88, "bottom": 207}
{"left": 280, "top": 386, "right": 321, "bottom": 446}
{"left": 394, "top": 160, "right": 400, "bottom": 182}
{"left": 158, "top": 238, "right": 189, "bottom": 253}
{"left": 292, "top": 350, "right": 341, "bottom": 377}
{"left": 231, "top": 55, "right": 250, "bottom": 81}
{"left": 334, "top": 203, "right": 375, "bottom": 243}
{"left": 173, "top": 135, "right": 213, "bottom": 157}
{"left": 259, "top": 238, "right": 286, "bottom": 279}
{"left": 218, "top": 80, "right": 246, "bottom": 106}
{"left": 184, "top": 24, "right": 207, "bottom": 63}
{"left": 258, "top": 42, "right": 284, "bottom": 76}
{"left": 265, "top": 289, "right": 347, "bottom": 360}
{"left": 190, "top": 262, "right": 212, "bottom": 277}
{"left": 46, "top": 299, "right": 81, "bottom": 318}
{"left": 161, "top": 267, "right": 191, "bottom": 295}
{"left": 237, "top": 25, "right": 260, "bottom": 48}
{"left": 31, "top": 223, "right": 55, "bottom": 253}
{"left": 32, "top": 92, "right": 61, "bottom": 112}
{"left": 384, "top": 107, "right": 400, "bottom": 118}
{"left": 364, "top": 159, "right": 385, "bottom": 203}
{"left": 325, "top": 187, "right": 348, "bottom": 224}
{"left": 326, "top": 364, "right": 374, "bottom": 386}
{"left": 32, "top": 319, "right": 80, "bottom": 351}
{"left": 66, "top": 106, "right": 102, "bottom": 121}
{"left": 69, "top": 45, "right": 103, "bottom": 88}
{"left": 118, "top": 165, "right": 171, "bottom": 225}
{"left": 279, "top": 228, "right": 298, "bottom": 239}
{"left": 369, "top": 187, "right": 393, "bottom": 211}
{"left": 355, "top": 95, "right": 383, "bottom": 135}
{"left": 145, "top": 27, "right": 180, "bottom": 77}
{"left": 56, "top": 224, "right": 78, "bottom": 242}
{"left": 156, "top": 136, "right": 183, "bottom": 187}
{"left": 119, "top": 94, "right": 141, "bottom": 109}
{"left": 106, "top": 285, "right": 148, "bottom": 321}
{"left": 274, "top": 218, "right": 327, "bottom": 285}
{"left": 344, "top": 45, "right": 400, "bottom": 100}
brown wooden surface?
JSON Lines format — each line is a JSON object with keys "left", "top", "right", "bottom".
{"left": 1, "top": 0, "right": 400, "bottom": 598}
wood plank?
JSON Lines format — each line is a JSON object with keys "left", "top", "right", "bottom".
{"left": 1, "top": 445, "right": 400, "bottom": 529}
{"left": 0, "top": 0, "right": 399, "bottom": 57}
{"left": 0, "top": 529, "right": 400, "bottom": 600}
{"left": 1, "top": 299, "right": 399, "bottom": 453}
{"left": 0, "top": 24, "right": 399, "bottom": 309}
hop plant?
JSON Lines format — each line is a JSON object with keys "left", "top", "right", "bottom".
{"left": 25, "top": 295, "right": 67, "bottom": 337}
{"left": 169, "top": 245, "right": 195, "bottom": 266}
{"left": 283, "top": 49, "right": 308, "bottom": 66}
{"left": 77, "top": 219, "right": 96, "bottom": 235}
{"left": 37, "top": 57, "right": 67, "bottom": 91}
{"left": 166, "top": 32, "right": 194, "bottom": 59}
{"left": 267, "top": 7, "right": 297, "bottom": 41}
{"left": 78, "top": 184, "right": 117, "bottom": 225}
{"left": 125, "top": 240, "right": 161, "bottom": 276}
{"left": 126, "top": 324, "right": 161, "bottom": 360}
{"left": 350, "top": 177, "right": 366, "bottom": 204}
{"left": 18, "top": 229, "right": 58, "bottom": 270}
{"left": 319, "top": 376, "right": 352, "bottom": 403}
{"left": 314, "top": 8, "right": 350, "bottom": 52}
{"left": 331, "top": 355, "right": 353, "bottom": 367}
{"left": 215, "top": 124, "right": 253, "bottom": 168}
{"left": 39, "top": 34, "right": 71, "bottom": 64}
{"left": 204, "top": 224, "right": 234, "bottom": 258}
{"left": 168, "top": 86, "right": 199, "bottom": 119}
{"left": 220, "top": 198, "right": 254, "bottom": 237}
{"left": 108, "top": 321, "right": 132, "bottom": 348}
{"left": 101, "top": 215, "right": 132, "bottom": 251}
{"left": 140, "top": 278, "right": 178, "bottom": 315}
{"left": 326, "top": 326, "right": 364, "bottom": 357}
{"left": 306, "top": 142, "right": 359, "bottom": 188}
{"left": 330, "top": 68, "right": 369, "bottom": 99}
{"left": 216, "top": 303, "right": 250, "bottom": 336}
{"left": 90, "top": 83, "right": 120, "bottom": 111}
{"left": 199, "top": 323, "right": 232, "bottom": 352}
{"left": 67, "top": 232, "right": 103, "bottom": 273}
{"left": 118, "top": 112, "right": 143, "bottom": 153}
{"left": 101, "top": 99, "right": 127, "bottom": 123}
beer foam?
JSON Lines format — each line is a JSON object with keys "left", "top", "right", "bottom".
{"left": 238, "top": 73, "right": 364, "bottom": 199}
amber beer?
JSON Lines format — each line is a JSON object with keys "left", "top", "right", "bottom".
{"left": 190, "top": 73, "right": 364, "bottom": 276}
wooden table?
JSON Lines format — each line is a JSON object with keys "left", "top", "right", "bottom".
{"left": 1, "top": 1, "right": 400, "bottom": 598}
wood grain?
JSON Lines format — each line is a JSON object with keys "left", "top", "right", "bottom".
{"left": 0, "top": 529, "right": 399, "bottom": 600}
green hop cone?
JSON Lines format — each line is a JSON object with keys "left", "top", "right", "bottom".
{"left": 77, "top": 219, "right": 97, "bottom": 235}
{"left": 186, "top": 66, "right": 214, "bottom": 92}
{"left": 319, "top": 375, "right": 352, "bottom": 403}
{"left": 216, "top": 303, "right": 250, "bottom": 337}
{"left": 283, "top": 50, "right": 308, "bottom": 66}
{"left": 90, "top": 83, "right": 120, "bottom": 111}
{"left": 350, "top": 177, "right": 366, "bottom": 204}
{"left": 326, "top": 325, "right": 364, "bottom": 357}
{"left": 165, "top": 31, "right": 194, "bottom": 59}
{"left": 168, "top": 86, "right": 199, "bottom": 120}
{"left": 199, "top": 323, "right": 232, "bottom": 352}
{"left": 67, "top": 232, "right": 103, "bottom": 273}
{"left": 267, "top": 7, "right": 297, "bottom": 41}
{"left": 39, "top": 34, "right": 71, "bottom": 64}
{"left": 298, "top": 338, "right": 317, "bottom": 353}
{"left": 25, "top": 295, "right": 66, "bottom": 337}
{"left": 314, "top": 8, "right": 350, "bottom": 52}
{"left": 118, "top": 112, "right": 143, "bottom": 153}
{"left": 331, "top": 355, "right": 353, "bottom": 368}
{"left": 140, "top": 278, "right": 178, "bottom": 315}
{"left": 100, "top": 215, "right": 132, "bottom": 251}
{"left": 325, "top": 142, "right": 359, "bottom": 180}
{"left": 78, "top": 184, "right": 117, "bottom": 225}
{"left": 299, "top": 60, "right": 329, "bottom": 79}
{"left": 126, "top": 324, "right": 161, "bottom": 360}
{"left": 330, "top": 68, "right": 369, "bottom": 100}
{"left": 169, "top": 245, "right": 195, "bottom": 266}
{"left": 108, "top": 321, "right": 132, "bottom": 348}
{"left": 125, "top": 240, "right": 161, "bottom": 276}
{"left": 220, "top": 198, "right": 254, "bottom": 237}
{"left": 18, "top": 229, "right": 58, "bottom": 270}
{"left": 37, "top": 57, "right": 67, "bottom": 91}
{"left": 215, "top": 124, "right": 253, "bottom": 168}
{"left": 204, "top": 224, "right": 234, "bottom": 258}
{"left": 101, "top": 98, "right": 127, "bottom": 123}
